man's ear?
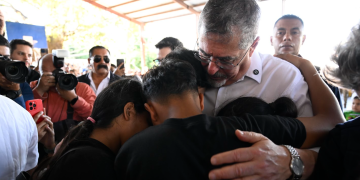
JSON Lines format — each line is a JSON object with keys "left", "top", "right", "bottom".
{"left": 144, "top": 102, "right": 158, "bottom": 124}
{"left": 123, "top": 102, "right": 135, "bottom": 121}
{"left": 270, "top": 36, "right": 273, "bottom": 46}
{"left": 302, "top": 35, "right": 306, "bottom": 45}
{"left": 198, "top": 92, "right": 204, "bottom": 111}
{"left": 249, "top": 36, "right": 260, "bottom": 57}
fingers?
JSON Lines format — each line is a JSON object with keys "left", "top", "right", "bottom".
{"left": 33, "top": 111, "right": 44, "bottom": 123}
{"left": 235, "top": 130, "right": 268, "bottom": 144}
{"left": 209, "top": 161, "right": 258, "bottom": 180}
{"left": 211, "top": 146, "right": 255, "bottom": 166}
{"left": 117, "top": 62, "right": 124, "bottom": 69}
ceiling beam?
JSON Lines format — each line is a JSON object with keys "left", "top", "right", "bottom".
{"left": 108, "top": 0, "right": 138, "bottom": 9}
{"left": 82, "top": 0, "right": 144, "bottom": 26}
{"left": 134, "top": 8, "right": 183, "bottom": 19}
{"left": 172, "top": 0, "right": 199, "bottom": 15}
{"left": 124, "top": 2, "right": 175, "bottom": 15}
{"left": 144, "top": 13, "right": 192, "bottom": 23}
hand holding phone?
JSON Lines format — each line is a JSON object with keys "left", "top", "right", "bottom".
{"left": 26, "top": 99, "right": 45, "bottom": 124}
{"left": 117, "top": 59, "right": 124, "bottom": 69}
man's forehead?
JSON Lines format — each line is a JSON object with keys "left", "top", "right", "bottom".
{"left": 275, "top": 19, "right": 303, "bottom": 30}
{"left": 92, "top": 48, "right": 109, "bottom": 56}
{"left": 14, "top": 44, "right": 33, "bottom": 53}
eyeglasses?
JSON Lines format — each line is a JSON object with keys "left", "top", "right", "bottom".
{"left": 194, "top": 46, "right": 251, "bottom": 69}
{"left": 93, "top": 55, "right": 110, "bottom": 63}
{"left": 153, "top": 59, "right": 161, "bottom": 65}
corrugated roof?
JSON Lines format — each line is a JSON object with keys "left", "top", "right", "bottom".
{"left": 83, "top": 0, "right": 207, "bottom": 25}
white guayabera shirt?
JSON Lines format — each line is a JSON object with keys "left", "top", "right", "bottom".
{"left": 0, "top": 96, "right": 38, "bottom": 180}
{"left": 203, "top": 51, "right": 313, "bottom": 117}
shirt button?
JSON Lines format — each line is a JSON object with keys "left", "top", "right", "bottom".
{"left": 253, "top": 69, "right": 259, "bottom": 75}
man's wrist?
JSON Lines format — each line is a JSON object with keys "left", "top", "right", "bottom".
{"left": 70, "top": 96, "right": 78, "bottom": 105}
{"left": 281, "top": 146, "right": 293, "bottom": 179}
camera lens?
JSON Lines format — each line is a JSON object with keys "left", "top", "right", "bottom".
{"left": 0, "top": 61, "right": 29, "bottom": 83}
{"left": 30, "top": 107, "right": 33, "bottom": 110}
{"left": 8, "top": 66, "right": 19, "bottom": 75}
{"left": 29, "top": 102, "right": 33, "bottom": 106}
{"left": 58, "top": 74, "right": 78, "bottom": 90}
{"left": 33, "top": 104, "right": 36, "bottom": 107}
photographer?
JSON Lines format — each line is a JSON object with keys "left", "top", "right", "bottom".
{"left": 0, "top": 35, "right": 33, "bottom": 108}
{"left": 9, "top": 39, "right": 40, "bottom": 83}
{"left": 32, "top": 54, "right": 95, "bottom": 140}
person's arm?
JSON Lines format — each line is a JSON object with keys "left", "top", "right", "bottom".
{"left": 209, "top": 130, "right": 317, "bottom": 180}
{"left": 57, "top": 83, "right": 95, "bottom": 120}
{"left": 275, "top": 54, "right": 345, "bottom": 148}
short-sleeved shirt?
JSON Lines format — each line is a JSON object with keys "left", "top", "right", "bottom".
{"left": 0, "top": 96, "right": 38, "bottom": 180}
{"left": 203, "top": 51, "right": 313, "bottom": 117}
{"left": 312, "top": 117, "right": 360, "bottom": 179}
{"left": 45, "top": 138, "right": 116, "bottom": 180}
{"left": 115, "top": 114, "right": 306, "bottom": 180}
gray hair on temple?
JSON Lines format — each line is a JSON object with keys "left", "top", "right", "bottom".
{"left": 324, "top": 22, "right": 360, "bottom": 91}
{"left": 198, "top": 0, "right": 260, "bottom": 49}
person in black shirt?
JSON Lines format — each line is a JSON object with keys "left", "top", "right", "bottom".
{"left": 31, "top": 79, "right": 150, "bottom": 180}
{"left": 310, "top": 22, "right": 360, "bottom": 180}
{"left": 115, "top": 51, "right": 342, "bottom": 179}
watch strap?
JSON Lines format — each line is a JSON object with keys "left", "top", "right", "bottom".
{"left": 284, "top": 145, "right": 302, "bottom": 180}
{"left": 3, "top": 89, "right": 22, "bottom": 99}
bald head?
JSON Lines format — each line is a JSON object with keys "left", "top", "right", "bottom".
{"left": 39, "top": 54, "right": 55, "bottom": 74}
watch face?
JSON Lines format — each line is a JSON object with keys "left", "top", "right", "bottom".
{"left": 292, "top": 157, "right": 304, "bottom": 176}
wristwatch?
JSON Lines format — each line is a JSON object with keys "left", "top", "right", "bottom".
{"left": 2, "top": 89, "right": 22, "bottom": 99}
{"left": 284, "top": 145, "right": 304, "bottom": 180}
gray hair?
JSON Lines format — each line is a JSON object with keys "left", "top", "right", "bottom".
{"left": 198, "top": 0, "right": 260, "bottom": 49}
{"left": 323, "top": 23, "right": 360, "bottom": 91}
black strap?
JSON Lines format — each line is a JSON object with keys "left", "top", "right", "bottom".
{"left": 66, "top": 88, "right": 76, "bottom": 119}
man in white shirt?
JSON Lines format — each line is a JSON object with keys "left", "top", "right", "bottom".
{"left": 0, "top": 96, "right": 38, "bottom": 180}
{"left": 196, "top": 0, "right": 343, "bottom": 179}
{"left": 78, "top": 46, "right": 121, "bottom": 96}
{"left": 198, "top": 9, "right": 312, "bottom": 117}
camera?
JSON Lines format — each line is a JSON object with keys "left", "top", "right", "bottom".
{"left": 0, "top": 55, "right": 28, "bottom": 83}
{"left": 52, "top": 50, "right": 78, "bottom": 90}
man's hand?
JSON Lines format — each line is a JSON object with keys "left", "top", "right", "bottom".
{"left": 56, "top": 83, "right": 77, "bottom": 102}
{"left": 114, "top": 62, "right": 125, "bottom": 77}
{"left": 274, "top": 54, "right": 310, "bottom": 69}
{"left": 209, "top": 130, "right": 292, "bottom": 180}
{"left": 0, "top": 72, "right": 20, "bottom": 91}
{"left": 36, "top": 72, "right": 56, "bottom": 96}
{"left": 34, "top": 111, "right": 56, "bottom": 150}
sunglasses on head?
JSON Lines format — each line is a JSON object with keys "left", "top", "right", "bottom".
{"left": 93, "top": 55, "right": 110, "bottom": 63}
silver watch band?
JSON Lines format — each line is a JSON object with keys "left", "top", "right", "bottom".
{"left": 284, "top": 145, "right": 303, "bottom": 180}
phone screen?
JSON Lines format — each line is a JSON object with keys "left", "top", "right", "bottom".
{"left": 117, "top": 59, "right": 124, "bottom": 69}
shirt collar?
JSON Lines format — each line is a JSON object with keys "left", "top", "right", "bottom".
{"left": 88, "top": 71, "right": 111, "bottom": 81}
{"left": 236, "top": 50, "right": 262, "bottom": 84}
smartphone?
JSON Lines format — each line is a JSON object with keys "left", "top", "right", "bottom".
{"left": 117, "top": 59, "right": 124, "bottom": 69}
{"left": 26, "top": 99, "right": 44, "bottom": 124}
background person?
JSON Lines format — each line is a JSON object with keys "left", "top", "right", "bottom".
{"left": 153, "top": 37, "right": 183, "bottom": 64}
{"left": 0, "top": 36, "right": 33, "bottom": 108}
{"left": 78, "top": 46, "right": 121, "bottom": 96}
{"left": 270, "top": 14, "right": 342, "bottom": 110}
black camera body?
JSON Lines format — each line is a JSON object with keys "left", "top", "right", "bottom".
{"left": 0, "top": 55, "right": 28, "bottom": 83}
{"left": 52, "top": 50, "right": 77, "bottom": 90}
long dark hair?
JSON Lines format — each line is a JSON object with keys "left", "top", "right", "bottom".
{"left": 32, "top": 79, "right": 147, "bottom": 180}
{"left": 217, "top": 97, "right": 298, "bottom": 118}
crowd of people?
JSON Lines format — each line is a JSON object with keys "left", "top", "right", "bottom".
{"left": 0, "top": 0, "right": 359, "bottom": 179}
